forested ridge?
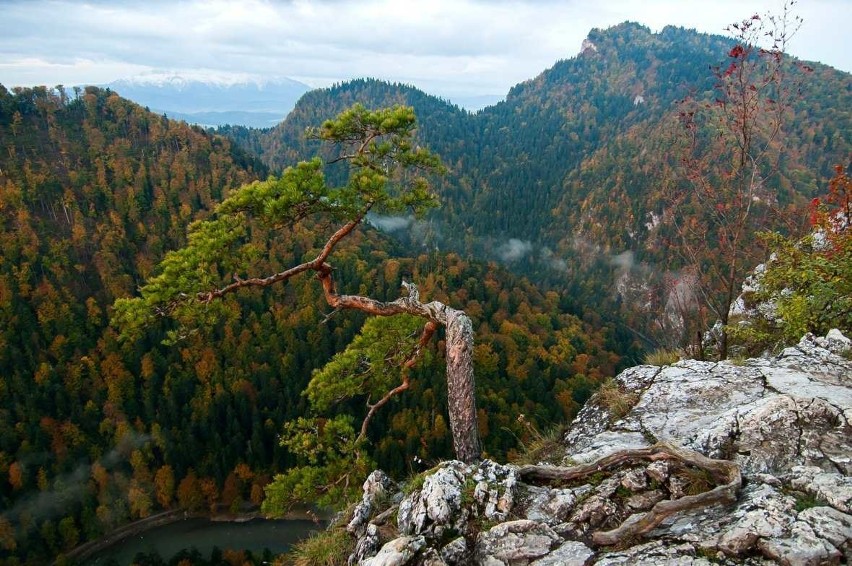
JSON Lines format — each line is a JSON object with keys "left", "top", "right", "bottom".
{"left": 0, "top": 87, "right": 619, "bottom": 564}
{"left": 247, "top": 23, "right": 850, "bottom": 291}
{"left": 233, "top": 22, "right": 850, "bottom": 351}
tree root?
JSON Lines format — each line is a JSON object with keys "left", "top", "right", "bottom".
{"left": 517, "top": 442, "right": 741, "bottom": 546}
{"left": 371, "top": 504, "right": 399, "bottom": 526}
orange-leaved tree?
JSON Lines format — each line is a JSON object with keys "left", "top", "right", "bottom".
{"left": 669, "top": 2, "right": 809, "bottom": 358}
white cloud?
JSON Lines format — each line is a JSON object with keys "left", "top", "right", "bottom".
{"left": 0, "top": 57, "right": 150, "bottom": 87}
{"left": 0, "top": 0, "right": 848, "bottom": 100}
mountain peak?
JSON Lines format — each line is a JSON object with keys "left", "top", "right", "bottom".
{"left": 579, "top": 37, "right": 599, "bottom": 56}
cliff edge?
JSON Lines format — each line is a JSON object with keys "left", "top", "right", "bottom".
{"left": 346, "top": 330, "right": 852, "bottom": 565}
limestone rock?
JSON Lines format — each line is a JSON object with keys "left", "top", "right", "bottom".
{"left": 818, "top": 328, "right": 852, "bottom": 354}
{"left": 521, "top": 484, "right": 584, "bottom": 525}
{"left": 398, "top": 463, "right": 466, "bottom": 538}
{"left": 349, "top": 470, "right": 397, "bottom": 536}
{"left": 397, "top": 459, "right": 519, "bottom": 544}
{"left": 798, "top": 506, "right": 852, "bottom": 561}
{"left": 439, "top": 537, "right": 469, "bottom": 565}
{"left": 568, "top": 430, "right": 650, "bottom": 464}
{"left": 472, "top": 459, "right": 518, "bottom": 522}
{"left": 716, "top": 483, "right": 795, "bottom": 556}
{"left": 362, "top": 536, "right": 426, "bottom": 566}
{"left": 344, "top": 331, "right": 852, "bottom": 566}
{"left": 785, "top": 466, "right": 852, "bottom": 513}
{"left": 593, "top": 541, "right": 716, "bottom": 565}
{"left": 646, "top": 460, "right": 670, "bottom": 483}
{"left": 625, "top": 489, "right": 666, "bottom": 511}
{"left": 474, "top": 520, "right": 561, "bottom": 565}
{"left": 419, "top": 548, "right": 448, "bottom": 566}
{"left": 528, "top": 540, "right": 594, "bottom": 566}
{"left": 756, "top": 520, "right": 841, "bottom": 566}
{"left": 563, "top": 365, "right": 659, "bottom": 461}
{"left": 621, "top": 468, "right": 647, "bottom": 491}
{"left": 350, "top": 523, "right": 381, "bottom": 566}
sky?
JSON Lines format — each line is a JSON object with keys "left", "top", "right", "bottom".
{"left": 1, "top": 0, "right": 850, "bottom": 103}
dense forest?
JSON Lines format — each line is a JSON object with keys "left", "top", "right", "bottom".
{"left": 0, "top": 87, "right": 620, "bottom": 564}
{"left": 251, "top": 24, "right": 850, "bottom": 255}
{"left": 0, "top": 21, "right": 850, "bottom": 565}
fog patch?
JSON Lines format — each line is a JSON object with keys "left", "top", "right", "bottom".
{"left": 610, "top": 251, "right": 635, "bottom": 271}
{"left": 541, "top": 247, "right": 568, "bottom": 271}
{"left": 367, "top": 214, "right": 413, "bottom": 232}
{"left": 3, "top": 463, "right": 91, "bottom": 523}
{"left": 570, "top": 235, "right": 604, "bottom": 257}
{"left": 497, "top": 238, "right": 533, "bottom": 262}
{"left": 2, "top": 433, "right": 151, "bottom": 523}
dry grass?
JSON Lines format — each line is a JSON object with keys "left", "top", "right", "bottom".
{"left": 644, "top": 348, "right": 681, "bottom": 366}
{"left": 284, "top": 526, "right": 353, "bottom": 566}
{"left": 676, "top": 465, "right": 715, "bottom": 496}
{"left": 596, "top": 379, "right": 640, "bottom": 421}
{"left": 510, "top": 419, "right": 567, "bottom": 466}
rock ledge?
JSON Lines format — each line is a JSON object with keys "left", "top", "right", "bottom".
{"left": 349, "top": 331, "right": 852, "bottom": 565}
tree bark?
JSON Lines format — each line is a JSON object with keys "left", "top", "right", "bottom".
{"left": 318, "top": 266, "right": 481, "bottom": 463}
{"left": 444, "top": 309, "right": 481, "bottom": 463}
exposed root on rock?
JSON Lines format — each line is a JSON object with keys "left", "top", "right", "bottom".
{"left": 517, "top": 442, "right": 741, "bottom": 546}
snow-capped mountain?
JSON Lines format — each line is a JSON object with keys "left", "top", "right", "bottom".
{"left": 106, "top": 72, "right": 311, "bottom": 128}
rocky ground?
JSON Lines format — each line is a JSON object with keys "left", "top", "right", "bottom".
{"left": 344, "top": 331, "right": 852, "bottom": 565}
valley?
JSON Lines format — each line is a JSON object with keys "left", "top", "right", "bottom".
{"left": 0, "top": 19, "right": 850, "bottom": 565}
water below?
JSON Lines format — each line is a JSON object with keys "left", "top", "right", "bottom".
{"left": 83, "top": 518, "right": 322, "bottom": 565}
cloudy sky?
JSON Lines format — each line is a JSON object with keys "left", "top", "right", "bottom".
{"left": 1, "top": 0, "right": 849, "bottom": 102}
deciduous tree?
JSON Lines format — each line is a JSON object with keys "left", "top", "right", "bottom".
{"left": 153, "top": 465, "right": 175, "bottom": 509}
{"left": 670, "top": 2, "right": 807, "bottom": 358}
{"left": 732, "top": 165, "right": 851, "bottom": 352}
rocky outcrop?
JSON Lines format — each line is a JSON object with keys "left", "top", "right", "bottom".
{"left": 347, "top": 331, "right": 852, "bottom": 565}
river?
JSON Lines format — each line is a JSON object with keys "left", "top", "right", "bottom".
{"left": 82, "top": 517, "right": 322, "bottom": 565}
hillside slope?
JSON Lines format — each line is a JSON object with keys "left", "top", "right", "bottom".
{"left": 251, "top": 23, "right": 851, "bottom": 277}
{"left": 235, "top": 23, "right": 852, "bottom": 353}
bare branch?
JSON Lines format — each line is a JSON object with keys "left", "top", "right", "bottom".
{"left": 198, "top": 205, "right": 371, "bottom": 303}
{"left": 357, "top": 320, "right": 438, "bottom": 441}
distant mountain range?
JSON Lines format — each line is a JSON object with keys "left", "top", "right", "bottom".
{"left": 104, "top": 74, "right": 504, "bottom": 126}
{"left": 105, "top": 73, "right": 312, "bottom": 128}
